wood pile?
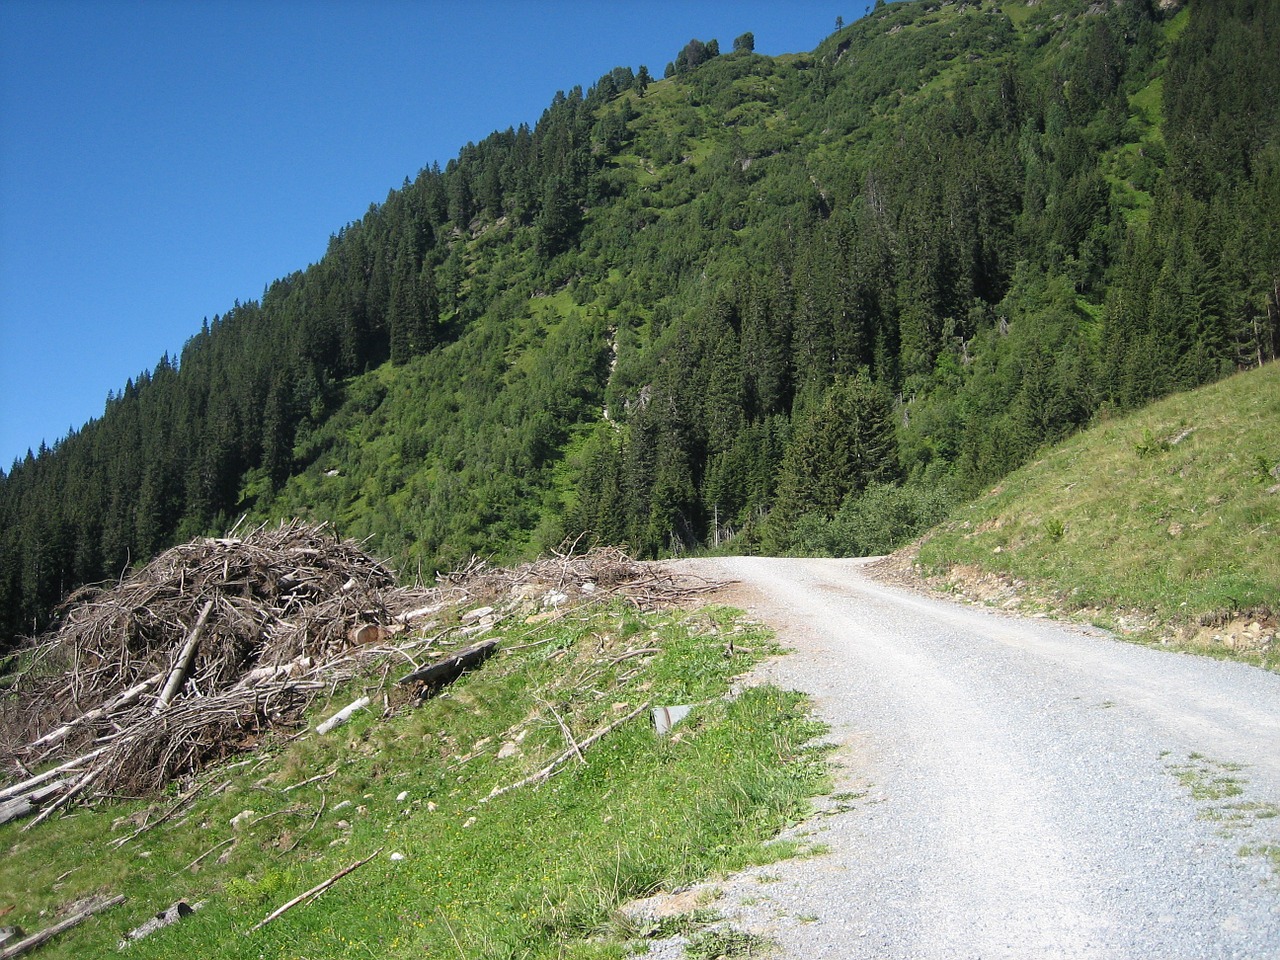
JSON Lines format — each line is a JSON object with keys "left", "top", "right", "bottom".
{"left": 441, "top": 542, "right": 714, "bottom": 611}
{"left": 0, "top": 521, "right": 422, "bottom": 820}
{"left": 0, "top": 527, "right": 718, "bottom": 826}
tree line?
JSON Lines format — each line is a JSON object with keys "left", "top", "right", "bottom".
{"left": 2, "top": 0, "right": 1276, "bottom": 651}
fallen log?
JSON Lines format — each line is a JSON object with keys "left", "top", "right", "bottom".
{"left": 0, "top": 747, "right": 107, "bottom": 803}
{"left": 22, "top": 765, "right": 102, "bottom": 831}
{"left": 118, "top": 899, "right": 201, "bottom": 949}
{"left": 397, "top": 639, "right": 498, "bottom": 692}
{"left": 0, "top": 894, "right": 124, "bottom": 959}
{"left": 315, "top": 697, "right": 370, "bottom": 735}
{"left": 31, "top": 674, "right": 162, "bottom": 750}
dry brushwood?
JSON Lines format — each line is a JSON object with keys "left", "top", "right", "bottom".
{"left": 440, "top": 541, "right": 720, "bottom": 612}
{"left": 0, "top": 521, "right": 411, "bottom": 805}
{"left": 0, "top": 524, "right": 719, "bottom": 821}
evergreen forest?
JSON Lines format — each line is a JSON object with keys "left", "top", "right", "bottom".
{"left": 2, "top": 0, "right": 1277, "bottom": 653}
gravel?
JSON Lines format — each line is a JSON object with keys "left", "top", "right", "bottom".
{"left": 664, "top": 557, "right": 1280, "bottom": 960}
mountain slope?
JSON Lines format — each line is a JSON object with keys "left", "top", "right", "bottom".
{"left": 910, "top": 362, "right": 1279, "bottom": 668}
{"left": 2, "top": 0, "right": 1277, "bottom": 650}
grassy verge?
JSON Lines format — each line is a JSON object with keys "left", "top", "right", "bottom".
{"left": 914, "top": 363, "right": 1279, "bottom": 670}
{"left": 0, "top": 601, "right": 827, "bottom": 959}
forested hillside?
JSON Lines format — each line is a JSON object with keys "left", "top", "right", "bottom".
{"left": 2, "top": 0, "right": 1277, "bottom": 650}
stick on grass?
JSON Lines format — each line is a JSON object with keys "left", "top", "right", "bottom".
{"left": 247, "top": 847, "right": 383, "bottom": 934}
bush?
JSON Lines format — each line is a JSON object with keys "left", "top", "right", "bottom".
{"left": 783, "top": 480, "right": 955, "bottom": 557}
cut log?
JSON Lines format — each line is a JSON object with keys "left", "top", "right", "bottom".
{"left": 232, "top": 658, "right": 311, "bottom": 690}
{"left": 152, "top": 599, "right": 215, "bottom": 715}
{"left": 0, "top": 894, "right": 124, "bottom": 959}
{"left": 315, "top": 697, "right": 370, "bottom": 735}
{"left": 0, "top": 781, "right": 65, "bottom": 826}
{"left": 118, "top": 899, "right": 201, "bottom": 948}
{"left": 397, "top": 602, "right": 444, "bottom": 622}
{"left": 397, "top": 639, "right": 498, "bottom": 691}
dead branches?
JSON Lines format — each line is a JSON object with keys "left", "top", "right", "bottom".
{"left": 440, "top": 542, "right": 722, "bottom": 616}
{"left": 0, "top": 521, "right": 404, "bottom": 808}
{"left": 0, "top": 524, "right": 719, "bottom": 821}
{"left": 482, "top": 702, "right": 650, "bottom": 804}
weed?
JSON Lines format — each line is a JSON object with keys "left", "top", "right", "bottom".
{"left": 1167, "top": 753, "right": 1280, "bottom": 878}
{"left": 686, "top": 927, "right": 771, "bottom": 959}
{"left": 1240, "top": 844, "right": 1280, "bottom": 872}
{"left": 1135, "top": 429, "right": 1170, "bottom": 458}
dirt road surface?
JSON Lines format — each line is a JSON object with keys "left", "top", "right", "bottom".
{"left": 667, "top": 557, "right": 1280, "bottom": 959}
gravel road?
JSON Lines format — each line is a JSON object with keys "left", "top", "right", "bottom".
{"left": 665, "top": 556, "right": 1280, "bottom": 960}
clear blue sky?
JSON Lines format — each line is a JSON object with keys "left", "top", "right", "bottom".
{"left": 0, "top": 0, "right": 874, "bottom": 470}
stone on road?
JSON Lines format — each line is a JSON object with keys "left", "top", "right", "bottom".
{"left": 672, "top": 557, "right": 1280, "bottom": 960}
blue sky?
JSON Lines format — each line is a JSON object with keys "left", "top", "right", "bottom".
{"left": 0, "top": 0, "right": 874, "bottom": 470}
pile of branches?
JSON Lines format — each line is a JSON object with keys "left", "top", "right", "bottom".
{"left": 442, "top": 541, "right": 719, "bottom": 610}
{"left": 0, "top": 528, "right": 717, "bottom": 826}
{"left": 0, "top": 521, "right": 417, "bottom": 816}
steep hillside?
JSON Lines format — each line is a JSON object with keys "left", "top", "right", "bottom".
{"left": 2, "top": 0, "right": 1277, "bottom": 650}
{"left": 909, "top": 362, "right": 1279, "bottom": 669}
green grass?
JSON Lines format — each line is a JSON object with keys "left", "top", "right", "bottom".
{"left": 918, "top": 364, "right": 1280, "bottom": 669}
{"left": 0, "top": 602, "right": 828, "bottom": 959}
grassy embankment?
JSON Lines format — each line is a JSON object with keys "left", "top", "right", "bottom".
{"left": 915, "top": 363, "right": 1279, "bottom": 670}
{"left": 0, "top": 602, "right": 827, "bottom": 959}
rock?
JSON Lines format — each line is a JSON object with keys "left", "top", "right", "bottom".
{"left": 427, "top": 801, "right": 438, "bottom": 812}
{"left": 462, "top": 816, "right": 477, "bottom": 829}
{"left": 396, "top": 790, "right": 409, "bottom": 802}
{"left": 332, "top": 800, "right": 352, "bottom": 813}
{"left": 389, "top": 852, "right": 405, "bottom": 861}
{"left": 497, "top": 742, "right": 520, "bottom": 760}
{"left": 230, "top": 810, "right": 255, "bottom": 830}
